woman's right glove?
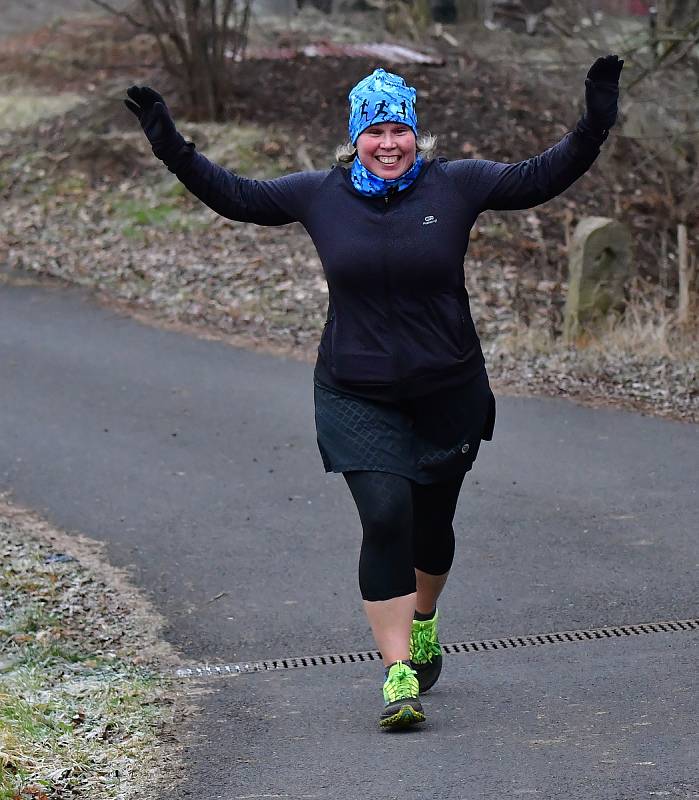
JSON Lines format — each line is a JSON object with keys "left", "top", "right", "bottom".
{"left": 124, "top": 86, "right": 189, "bottom": 165}
{"left": 582, "top": 54, "right": 624, "bottom": 136}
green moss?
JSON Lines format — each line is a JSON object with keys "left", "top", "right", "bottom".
{"left": 478, "top": 220, "right": 511, "bottom": 240}
{"left": 116, "top": 199, "right": 179, "bottom": 226}
{"left": 2, "top": 606, "right": 58, "bottom": 636}
{"left": 161, "top": 179, "right": 188, "bottom": 199}
{"left": 193, "top": 122, "right": 294, "bottom": 179}
{"left": 120, "top": 225, "right": 147, "bottom": 241}
{"left": 105, "top": 187, "right": 207, "bottom": 235}
{"left": 53, "top": 173, "right": 89, "bottom": 194}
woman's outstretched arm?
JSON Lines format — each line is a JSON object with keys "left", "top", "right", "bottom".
{"left": 443, "top": 55, "right": 624, "bottom": 212}
{"left": 124, "top": 86, "right": 327, "bottom": 226}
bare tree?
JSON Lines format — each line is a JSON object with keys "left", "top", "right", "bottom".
{"left": 91, "top": 0, "right": 252, "bottom": 121}
{"left": 659, "top": 0, "right": 699, "bottom": 29}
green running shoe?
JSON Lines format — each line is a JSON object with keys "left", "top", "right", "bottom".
{"left": 409, "top": 609, "right": 443, "bottom": 693}
{"left": 380, "top": 660, "right": 425, "bottom": 729}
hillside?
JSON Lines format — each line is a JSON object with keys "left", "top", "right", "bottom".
{"left": 0, "top": 3, "right": 696, "bottom": 420}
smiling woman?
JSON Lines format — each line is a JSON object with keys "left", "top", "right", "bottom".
{"left": 358, "top": 122, "right": 415, "bottom": 177}
{"left": 124, "top": 56, "right": 623, "bottom": 732}
{"left": 335, "top": 128, "right": 437, "bottom": 166}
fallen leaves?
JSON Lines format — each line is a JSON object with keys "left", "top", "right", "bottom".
{"left": 0, "top": 39, "right": 696, "bottom": 425}
{"left": 12, "top": 785, "right": 50, "bottom": 800}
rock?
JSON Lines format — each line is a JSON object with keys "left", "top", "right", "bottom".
{"left": 564, "top": 216, "right": 632, "bottom": 341}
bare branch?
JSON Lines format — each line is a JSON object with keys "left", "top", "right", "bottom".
{"left": 88, "top": 0, "right": 149, "bottom": 30}
{"left": 626, "top": 15, "right": 699, "bottom": 91}
{"left": 147, "top": 0, "right": 193, "bottom": 76}
{"left": 94, "top": 0, "right": 249, "bottom": 121}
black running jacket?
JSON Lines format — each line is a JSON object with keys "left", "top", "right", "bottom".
{"left": 162, "top": 122, "right": 605, "bottom": 399}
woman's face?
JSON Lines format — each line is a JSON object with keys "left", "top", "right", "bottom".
{"left": 355, "top": 122, "right": 417, "bottom": 179}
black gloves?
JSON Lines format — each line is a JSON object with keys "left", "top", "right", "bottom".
{"left": 582, "top": 54, "right": 624, "bottom": 136}
{"left": 124, "top": 86, "right": 190, "bottom": 165}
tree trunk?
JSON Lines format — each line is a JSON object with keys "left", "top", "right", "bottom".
{"left": 677, "top": 223, "right": 693, "bottom": 325}
{"left": 100, "top": 0, "right": 252, "bottom": 122}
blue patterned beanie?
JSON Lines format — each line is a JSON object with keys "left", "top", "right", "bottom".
{"left": 348, "top": 68, "right": 418, "bottom": 144}
{"left": 347, "top": 68, "right": 423, "bottom": 197}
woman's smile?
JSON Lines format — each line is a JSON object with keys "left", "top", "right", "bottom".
{"left": 356, "top": 122, "right": 417, "bottom": 179}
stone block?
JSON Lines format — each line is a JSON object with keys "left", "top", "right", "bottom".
{"left": 564, "top": 216, "right": 632, "bottom": 341}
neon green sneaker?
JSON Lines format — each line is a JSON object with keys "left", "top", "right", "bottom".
{"left": 409, "top": 609, "right": 443, "bottom": 693}
{"left": 379, "top": 660, "right": 425, "bottom": 729}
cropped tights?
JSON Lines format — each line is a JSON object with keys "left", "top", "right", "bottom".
{"left": 343, "top": 470, "right": 467, "bottom": 602}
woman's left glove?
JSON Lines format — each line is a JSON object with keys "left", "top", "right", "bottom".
{"left": 583, "top": 54, "right": 624, "bottom": 135}
{"left": 124, "top": 86, "right": 189, "bottom": 165}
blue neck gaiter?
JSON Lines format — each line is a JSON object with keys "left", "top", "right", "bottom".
{"left": 350, "top": 155, "right": 424, "bottom": 197}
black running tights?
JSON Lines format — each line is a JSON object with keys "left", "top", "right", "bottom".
{"left": 343, "top": 470, "right": 467, "bottom": 602}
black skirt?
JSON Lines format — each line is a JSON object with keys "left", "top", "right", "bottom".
{"left": 313, "top": 368, "right": 495, "bottom": 485}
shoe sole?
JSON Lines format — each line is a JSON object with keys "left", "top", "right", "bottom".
{"left": 379, "top": 704, "right": 426, "bottom": 729}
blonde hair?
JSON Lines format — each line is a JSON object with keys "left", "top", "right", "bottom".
{"left": 335, "top": 131, "right": 438, "bottom": 164}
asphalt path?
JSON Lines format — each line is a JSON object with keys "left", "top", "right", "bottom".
{"left": 1, "top": 276, "right": 697, "bottom": 798}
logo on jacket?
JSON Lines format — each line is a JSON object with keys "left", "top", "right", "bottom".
{"left": 422, "top": 215, "right": 437, "bottom": 225}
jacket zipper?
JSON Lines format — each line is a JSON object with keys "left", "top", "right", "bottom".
{"left": 382, "top": 191, "right": 401, "bottom": 383}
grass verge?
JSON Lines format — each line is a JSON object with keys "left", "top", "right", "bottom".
{"left": 483, "top": 277, "right": 697, "bottom": 418}
{"left": 0, "top": 92, "right": 85, "bottom": 130}
{"left": 0, "top": 498, "right": 189, "bottom": 800}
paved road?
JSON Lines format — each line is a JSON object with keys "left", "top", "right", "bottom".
{"left": 1, "top": 276, "right": 697, "bottom": 799}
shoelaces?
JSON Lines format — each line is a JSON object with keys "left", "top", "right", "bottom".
{"left": 384, "top": 662, "right": 419, "bottom": 701}
{"left": 410, "top": 620, "right": 442, "bottom": 664}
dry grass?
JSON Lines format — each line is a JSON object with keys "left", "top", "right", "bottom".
{"left": 0, "top": 92, "right": 85, "bottom": 130}
{"left": 600, "top": 280, "right": 697, "bottom": 362}
{"left": 498, "top": 276, "right": 697, "bottom": 362}
{"left": 0, "top": 502, "right": 188, "bottom": 800}
{"left": 484, "top": 276, "right": 697, "bottom": 421}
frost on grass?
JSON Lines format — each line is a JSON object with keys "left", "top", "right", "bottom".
{"left": 0, "top": 506, "right": 186, "bottom": 800}
{"left": 0, "top": 92, "right": 85, "bottom": 130}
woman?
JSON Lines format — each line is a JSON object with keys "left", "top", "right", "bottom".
{"left": 125, "top": 56, "right": 623, "bottom": 730}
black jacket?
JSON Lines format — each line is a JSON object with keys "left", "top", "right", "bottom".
{"left": 165, "top": 123, "right": 605, "bottom": 399}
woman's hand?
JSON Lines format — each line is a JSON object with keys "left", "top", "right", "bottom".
{"left": 583, "top": 55, "right": 624, "bottom": 135}
{"left": 124, "top": 86, "right": 186, "bottom": 163}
